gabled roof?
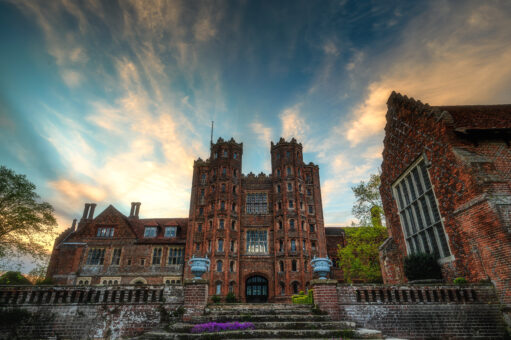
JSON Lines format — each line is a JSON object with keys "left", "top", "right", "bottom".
{"left": 435, "top": 104, "right": 511, "bottom": 130}
{"left": 325, "top": 227, "right": 345, "bottom": 236}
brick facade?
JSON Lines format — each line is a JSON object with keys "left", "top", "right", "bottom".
{"left": 48, "top": 137, "right": 343, "bottom": 301}
{"left": 184, "top": 137, "right": 330, "bottom": 301}
{"left": 379, "top": 92, "right": 511, "bottom": 306}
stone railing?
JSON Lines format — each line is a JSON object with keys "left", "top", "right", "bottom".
{"left": 312, "top": 281, "right": 506, "bottom": 339}
{"left": 338, "top": 284, "right": 494, "bottom": 305}
{"left": 0, "top": 284, "right": 183, "bottom": 306}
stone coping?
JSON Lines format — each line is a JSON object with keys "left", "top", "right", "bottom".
{"left": 310, "top": 279, "right": 338, "bottom": 285}
{"left": 184, "top": 279, "right": 208, "bottom": 285}
{"left": 336, "top": 282, "right": 494, "bottom": 287}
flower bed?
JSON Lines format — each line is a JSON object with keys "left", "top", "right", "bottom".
{"left": 190, "top": 321, "right": 255, "bottom": 333}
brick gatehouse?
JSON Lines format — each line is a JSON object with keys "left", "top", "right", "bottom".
{"left": 47, "top": 137, "right": 345, "bottom": 302}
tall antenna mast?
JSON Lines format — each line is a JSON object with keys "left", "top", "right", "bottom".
{"left": 210, "top": 121, "right": 214, "bottom": 147}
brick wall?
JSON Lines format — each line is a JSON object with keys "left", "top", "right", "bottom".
{"left": 0, "top": 285, "right": 183, "bottom": 339}
{"left": 313, "top": 281, "right": 506, "bottom": 339}
{"left": 379, "top": 92, "right": 511, "bottom": 306}
{"left": 183, "top": 279, "right": 208, "bottom": 320}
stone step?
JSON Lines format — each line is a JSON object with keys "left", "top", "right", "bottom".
{"left": 207, "top": 308, "right": 313, "bottom": 315}
{"left": 207, "top": 303, "right": 311, "bottom": 309}
{"left": 139, "top": 328, "right": 370, "bottom": 339}
{"left": 167, "top": 321, "right": 357, "bottom": 332}
{"left": 192, "top": 313, "right": 331, "bottom": 323}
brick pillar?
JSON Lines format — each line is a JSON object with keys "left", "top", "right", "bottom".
{"left": 183, "top": 279, "right": 208, "bottom": 321}
{"left": 311, "top": 279, "right": 340, "bottom": 320}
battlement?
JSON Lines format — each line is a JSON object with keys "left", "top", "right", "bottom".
{"left": 271, "top": 137, "right": 302, "bottom": 149}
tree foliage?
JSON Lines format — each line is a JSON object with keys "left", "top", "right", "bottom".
{"left": 351, "top": 173, "right": 384, "bottom": 226}
{"left": 337, "top": 225, "right": 388, "bottom": 283}
{"left": 0, "top": 166, "right": 57, "bottom": 261}
{"left": 0, "top": 271, "right": 32, "bottom": 285}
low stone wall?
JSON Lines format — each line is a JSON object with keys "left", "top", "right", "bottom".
{"left": 336, "top": 284, "right": 506, "bottom": 339}
{"left": 0, "top": 284, "right": 184, "bottom": 339}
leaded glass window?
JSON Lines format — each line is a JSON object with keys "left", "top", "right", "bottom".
{"left": 168, "top": 247, "right": 184, "bottom": 265}
{"left": 393, "top": 159, "right": 451, "bottom": 258}
{"left": 86, "top": 248, "right": 105, "bottom": 265}
{"left": 246, "top": 193, "right": 268, "bottom": 214}
{"left": 246, "top": 230, "right": 268, "bottom": 254}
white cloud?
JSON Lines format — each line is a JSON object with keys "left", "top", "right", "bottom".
{"left": 343, "top": 1, "right": 511, "bottom": 145}
{"left": 250, "top": 120, "right": 273, "bottom": 146}
{"left": 279, "top": 104, "right": 309, "bottom": 141}
{"left": 61, "top": 69, "right": 83, "bottom": 87}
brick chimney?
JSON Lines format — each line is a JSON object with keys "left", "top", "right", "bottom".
{"left": 71, "top": 218, "right": 77, "bottom": 232}
{"left": 130, "top": 202, "right": 137, "bottom": 218}
{"left": 88, "top": 203, "right": 97, "bottom": 220}
{"left": 134, "top": 202, "right": 141, "bottom": 218}
{"left": 81, "top": 203, "right": 90, "bottom": 221}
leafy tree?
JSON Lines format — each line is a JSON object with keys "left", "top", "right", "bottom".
{"left": 351, "top": 173, "right": 384, "bottom": 226}
{"left": 0, "top": 166, "right": 57, "bottom": 261}
{"left": 0, "top": 271, "right": 32, "bottom": 285}
{"left": 337, "top": 225, "right": 388, "bottom": 283}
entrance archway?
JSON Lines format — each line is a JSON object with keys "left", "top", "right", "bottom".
{"left": 246, "top": 275, "right": 268, "bottom": 303}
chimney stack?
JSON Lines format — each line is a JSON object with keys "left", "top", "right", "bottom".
{"left": 71, "top": 218, "right": 77, "bottom": 232}
{"left": 88, "top": 203, "right": 97, "bottom": 220}
{"left": 130, "top": 202, "right": 137, "bottom": 218}
{"left": 134, "top": 202, "right": 141, "bottom": 218}
{"left": 82, "top": 203, "right": 90, "bottom": 220}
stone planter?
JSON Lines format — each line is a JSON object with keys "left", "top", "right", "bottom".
{"left": 188, "top": 256, "right": 211, "bottom": 279}
{"left": 311, "top": 257, "right": 332, "bottom": 280}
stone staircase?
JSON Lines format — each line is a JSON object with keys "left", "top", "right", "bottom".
{"left": 137, "top": 303, "right": 384, "bottom": 339}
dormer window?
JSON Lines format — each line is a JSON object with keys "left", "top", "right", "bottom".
{"left": 144, "top": 227, "right": 157, "bottom": 238}
{"left": 97, "top": 227, "right": 114, "bottom": 237}
{"left": 164, "top": 226, "right": 177, "bottom": 238}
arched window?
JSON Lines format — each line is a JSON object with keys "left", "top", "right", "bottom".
{"left": 280, "top": 282, "right": 285, "bottom": 295}
{"left": 292, "top": 282, "right": 299, "bottom": 294}
{"left": 232, "top": 202, "right": 236, "bottom": 212}
{"left": 216, "top": 281, "right": 222, "bottom": 295}
{"left": 287, "top": 183, "right": 292, "bottom": 191}
{"left": 221, "top": 183, "right": 226, "bottom": 192}
{"left": 165, "top": 280, "right": 170, "bottom": 285}
{"left": 290, "top": 219, "right": 295, "bottom": 230}
{"left": 233, "top": 185, "right": 236, "bottom": 194}
{"left": 287, "top": 167, "right": 292, "bottom": 176}
{"left": 301, "top": 221, "right": 305, "bottom": 230}
{"left": 277, "top": 169, "right": 281, "bottom": 177}
{"left": 201, "top": 173, "right": 206, "bottom": 182}
{"left": 278, "top": 220, "right": 283, "bottom": 230}
{"left": 103, "top": 280, "right": 107, "bottom": 285}
{"left": 299, "top": 184, "right": 302, "bottom": 192}
{"left": 230, "top": 261, "right": 235, "bottom": 272}
{"left": 279, "top": 240, "right": 284, "bottom": 252}
{"left": 233, "top": 169, "right": 238, "bottom": 177}
{"left": 230, "top": 240, "right": 235, "bottom": 252}
{"left": 292, "top": 260, "right": 297, "bottom": 272}
{"left": 217, "top": 260, "right": 223, "bottom": 272}
{"left": 291, "top": 240, "right": 296, "bottom": 252}
{"left": 231, "top": 220, "right": 236, "bottom": 230}
{"left": 277, "top": 185, "right": 281, "bottom": 193}
{"left": 279, "top": 261, "right": 284, "bottom": 272}
{"left": 219, "top": 219, "right": 225, "bottom": 229}
{"left": 302, "top": 240, "right": 306, "bottom": 251}
{"left": 78, "top": 280, "right": 83, "bottom": 285}
{"left": 218, "top": 239, "right": 224, "bottom": 252}
{"left": 229, "top": 281, "right": 235, "bottom": 293}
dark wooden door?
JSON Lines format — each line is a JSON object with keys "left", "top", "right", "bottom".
{"left": 246, "top": 276, "right": 268, "bottom": 303}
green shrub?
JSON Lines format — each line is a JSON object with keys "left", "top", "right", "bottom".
{"left": 35, "top": 277, "right": 53, "bottom": 285}
{"left": 225, "top": 292, "right": 237, "bottom": 303}
{"left": 292, "top": 289, "right": 314, "bottom": 304}
{"left": 0, "top": 271, "right": 32, "bottom": 285}
{"left": 453, "top": 277, "right": 467, "bottom": 285}
{"left": 404, "top": 253, "right": 442, "bottom": 281}
{"left": 211, "top": 295, "right": 221, "bottom": 303}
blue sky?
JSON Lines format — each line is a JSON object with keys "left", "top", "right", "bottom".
{"left": 1, "top": 0, "right": 510, "bottom": 242}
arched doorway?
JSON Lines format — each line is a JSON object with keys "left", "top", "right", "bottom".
{"left": 246, "top": 275, "right": 268, "bottom": 303}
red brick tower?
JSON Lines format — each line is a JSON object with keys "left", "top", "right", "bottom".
{"left": 184, "top": 137, "right": 327, "bottom": 302}
{"left": 185, "top": 137, "right": 243, "bottom": 297}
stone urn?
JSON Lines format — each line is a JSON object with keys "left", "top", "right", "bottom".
{"left": 311, "top": 256, "right": 333, "bottom": 280}
{"left": 188, "top": 255, "right": 211, "bottom": 279}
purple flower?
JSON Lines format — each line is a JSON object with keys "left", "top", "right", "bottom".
{"left": 191, "top": 321, "right": 255, "bottom": 334}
